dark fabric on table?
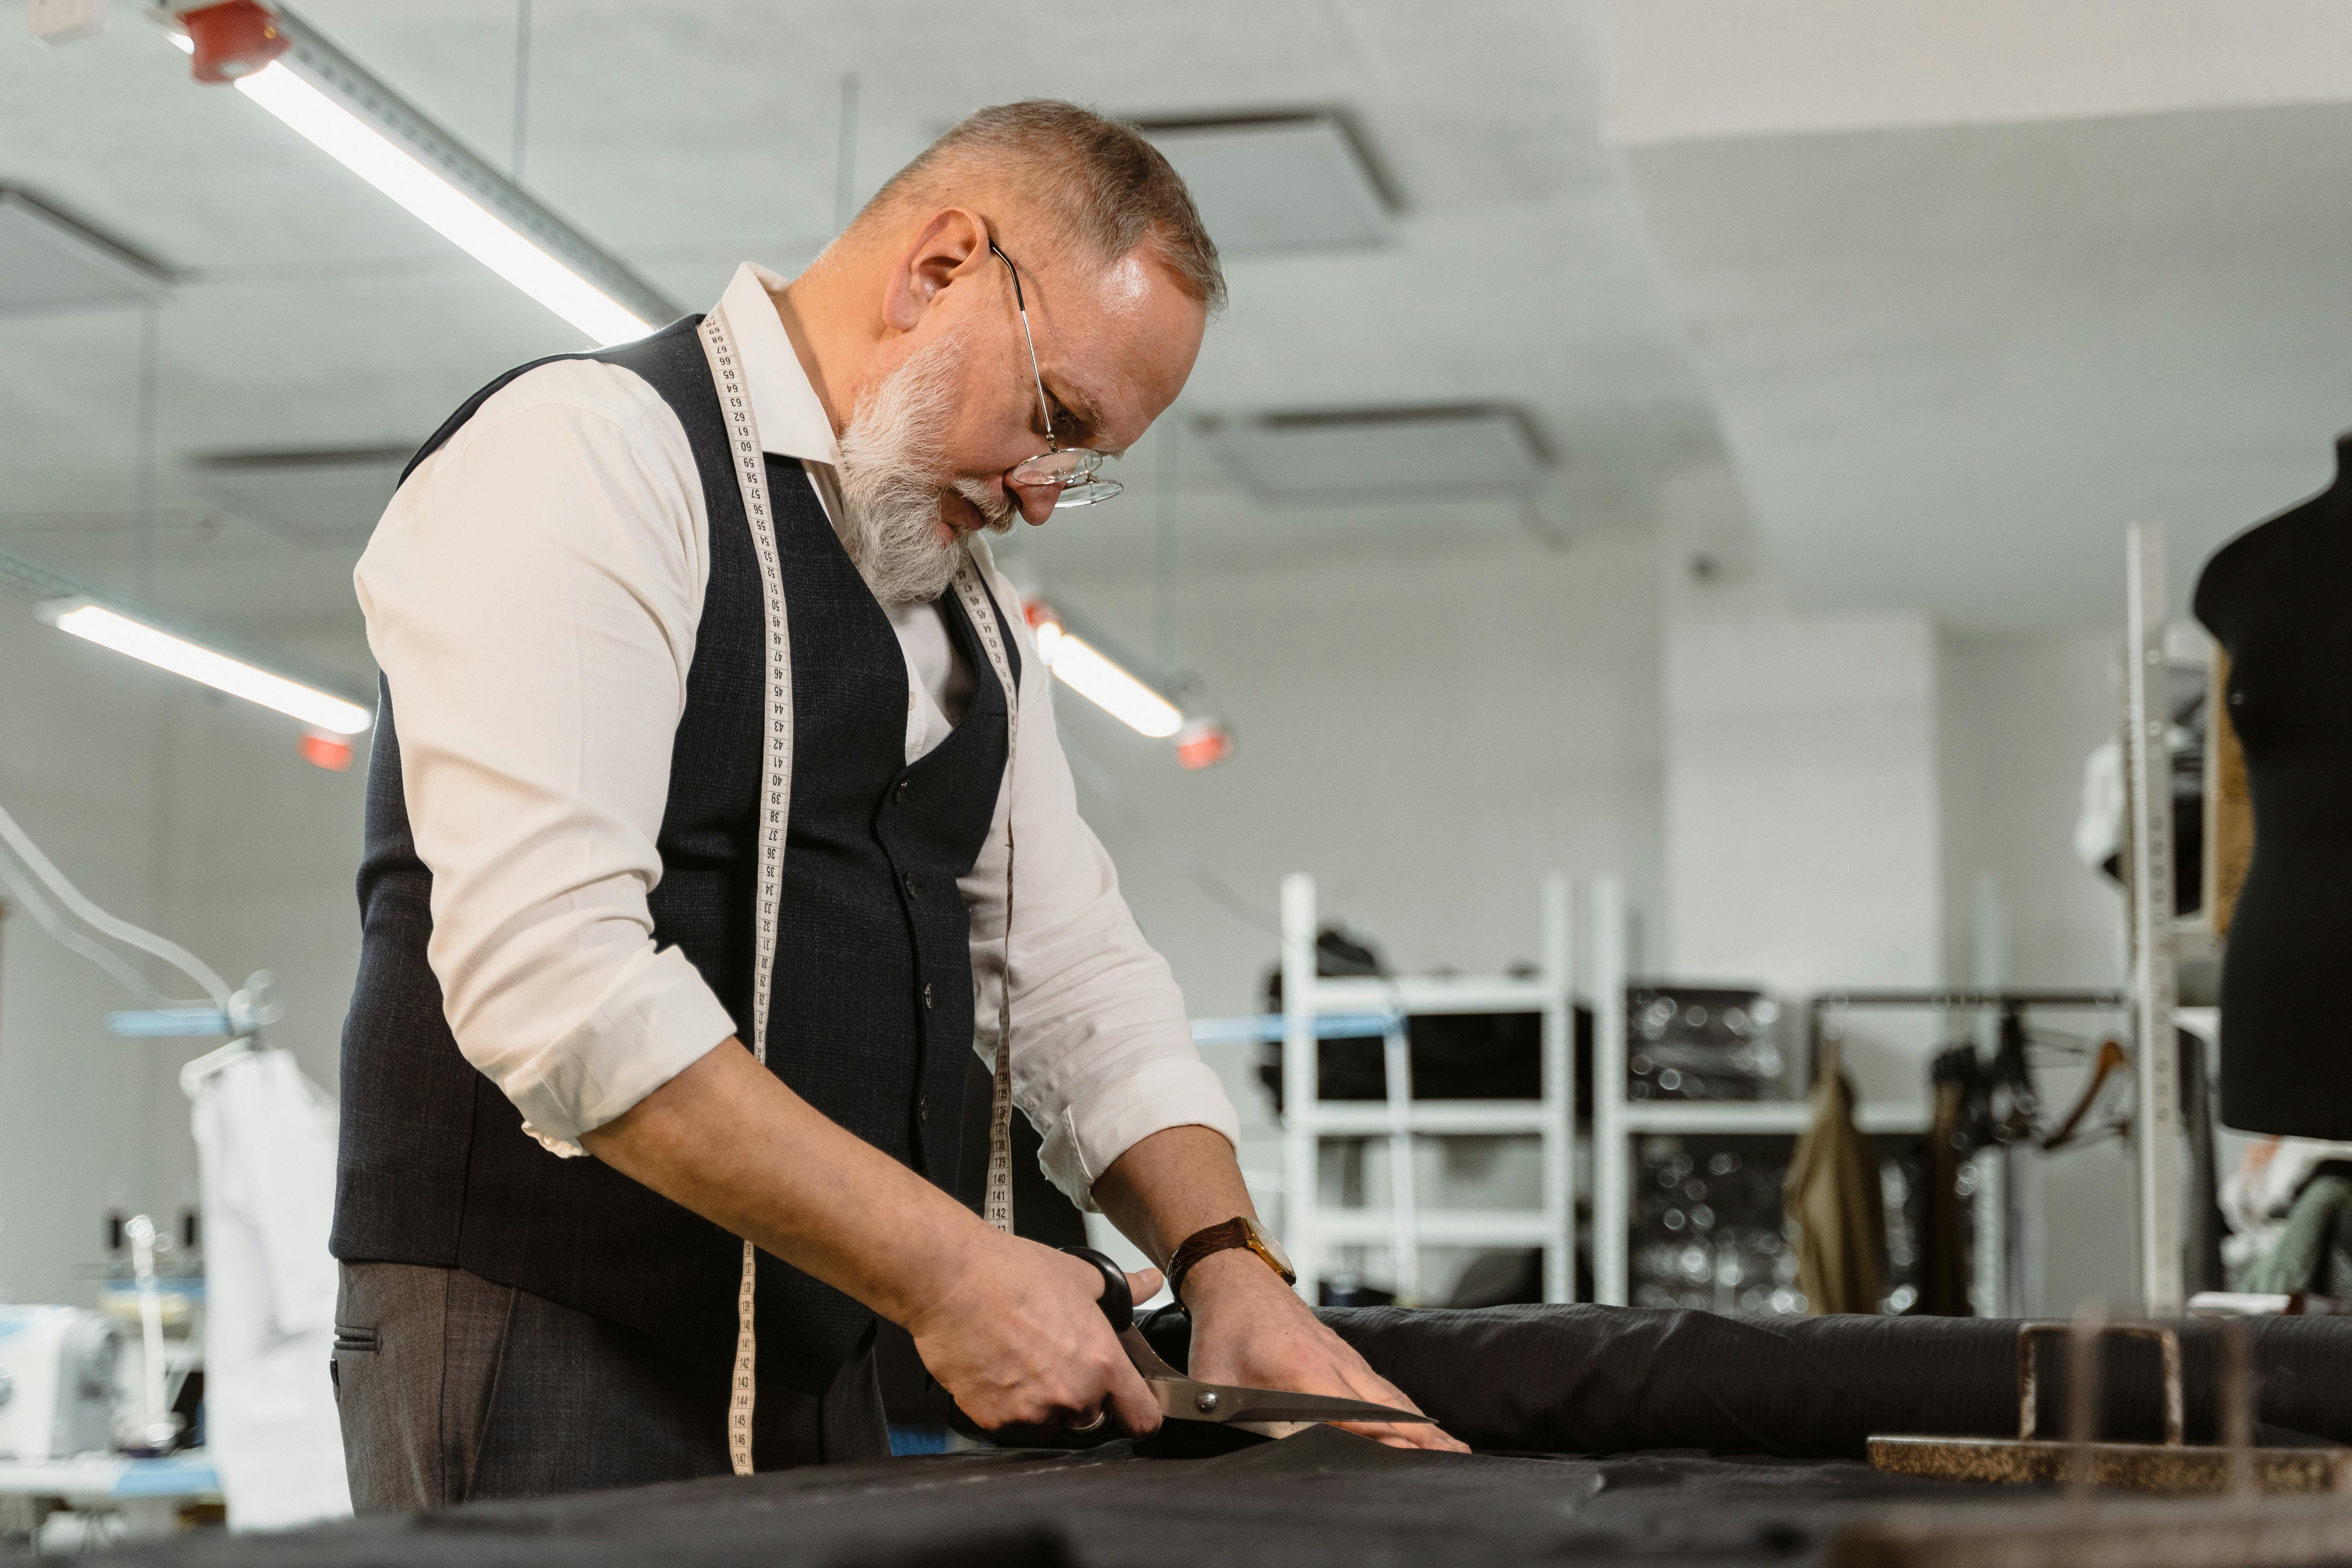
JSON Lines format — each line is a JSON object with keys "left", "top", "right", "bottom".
{"left": 1151, "top": 1304, "right": 2352, "bottom": 1455}
{"left": 117, "top": 1428, "right": 1994, "bottom": 1568}
{"left": 114, "top": 1306, "right": 2352, "bottom": 1568}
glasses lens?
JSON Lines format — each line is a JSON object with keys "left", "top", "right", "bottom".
{"left": 1011, "top": 449, "right": 1104, "bottom": 488}
{"left": 1052, "top": 476, "right": 1124, "bottom": 509}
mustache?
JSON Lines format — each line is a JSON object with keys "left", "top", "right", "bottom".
{"left": 950, "top": 477, "right": 1019, "bottom": 533}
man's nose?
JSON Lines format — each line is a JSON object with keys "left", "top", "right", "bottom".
{"left": 1011, "top": 479, "right": 1057, "bottom": 525}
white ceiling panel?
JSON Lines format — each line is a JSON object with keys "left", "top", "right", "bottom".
{"left": 0, "top": 187, "right": 169, "bottom": 314}
{"left": 188, "top": 447, "right": 413, "bottom": 545}
{"left": 1196, "top": 406, "right": 1546, "bottom": 502}
{"left": 1142, "top": 115, "right": 1390, "bottom": 252}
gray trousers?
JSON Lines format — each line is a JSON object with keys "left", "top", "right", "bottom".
{"left": 332, "top": 1262, "right": 887, "bottom": 1513}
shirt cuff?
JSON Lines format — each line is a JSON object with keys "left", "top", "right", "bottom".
{"left": 491, "top": 944, "right": 740, "bottom": 1150}
{"left": 1038, "top": 1055, "right": 1242, "bottom": 1212}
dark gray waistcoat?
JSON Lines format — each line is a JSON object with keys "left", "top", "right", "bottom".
{"left": 330, "top": 316, "right": 1015, "bottom": 1397}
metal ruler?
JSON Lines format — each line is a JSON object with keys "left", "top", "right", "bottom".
{"left": 2124, "top": 521, "right": 2185, "bottom": 1316}
{"left": 697, "top": 305, "right": 1024, "bottom": 1475}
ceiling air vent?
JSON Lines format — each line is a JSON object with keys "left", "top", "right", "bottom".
{"left": 188, "top": 447, "right": 415, "bottom": 544}
{"left": 1194, "top": 405, "right": 1549, "bottom": 503}
{"left": 1138, "top": 113, "right": 1392, "bottom": 252}
{"left": 0, "top": 189, "right": 171, "bottom": 315}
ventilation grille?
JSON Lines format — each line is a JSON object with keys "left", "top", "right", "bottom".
{"left": 188, "top": 447, "right": 415, "bottom": 544}
{"left": 1138, "top": 113, "right": 1392, "bottom": 252}
{"left": 0, "top": 189, "right": 171, "bottom": 315}
{"left": 1194, "top": 406, "right": 1549, "bottom": 502}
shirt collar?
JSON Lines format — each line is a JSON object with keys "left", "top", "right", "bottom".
{"left": 714, "top": 262, "right": 841, "bottom": 467}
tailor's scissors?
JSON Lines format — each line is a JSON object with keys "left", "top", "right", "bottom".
{"left": 1058, "top": 1246, "right": 1435, "bottom": 1431}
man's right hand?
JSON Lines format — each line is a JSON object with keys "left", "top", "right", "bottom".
{"left": 582, "top": 1042, "right": 1163, "bottom": 1439}
{"left": 902, "top": 1234, "right": 1163, "bottom": 1441}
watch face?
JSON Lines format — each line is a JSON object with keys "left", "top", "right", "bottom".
{"left": 1243, "top": 1218, "right": 1294, "bottom": 1277}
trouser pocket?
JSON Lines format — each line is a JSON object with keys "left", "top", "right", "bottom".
{"left": 330, "top": 1325, "right": 379, "bottom": 1393}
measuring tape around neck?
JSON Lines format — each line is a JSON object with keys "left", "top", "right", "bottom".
{"left": 696, "top": 306, "right": 1022, "bottom": 1476}
{"left": 949, "top": 560, "right": 1021, "bottom": 1237}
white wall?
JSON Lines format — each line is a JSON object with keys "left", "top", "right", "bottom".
{"left": 1656, "top": 459, "right": 1946, "bottom": 1105}
{"left": 0, "top": 596, "right": 366, "bottom": 1309}
{"left": 1653, "top": 461, "right": 2149, "bottom": 1312}
{"left": 1028, "top": 527, "right": 1665, "bottom": 1171}
{"left": 1937, "top": 627, "right": 2140, "bottom": 1315}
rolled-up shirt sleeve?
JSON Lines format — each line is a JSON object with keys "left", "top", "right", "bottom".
{"left": 960, "top": 545, "right": 1242, "bottom": 1208}
{"left": 354, "top": 363, "right": 739, "bottom": 1151}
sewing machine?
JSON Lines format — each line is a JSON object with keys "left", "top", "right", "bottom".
{"left": 0, "top": 1308, "right": 119, "bottom": 1462}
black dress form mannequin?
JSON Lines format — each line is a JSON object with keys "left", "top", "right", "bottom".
{"left": 2193, "top": 432, "right": 2352, "bottom": 1136}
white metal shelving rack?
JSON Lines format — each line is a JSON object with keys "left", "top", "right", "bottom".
{"left": 1278, "top": 872, "right": 1575, "bottom": 1304}
{"left": 1585, "top": 873, "right": 1933, "bottom": 1307}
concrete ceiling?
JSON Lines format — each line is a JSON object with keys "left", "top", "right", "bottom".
{"left": 14, "top": 0, "right": 2348, "bottom": 670}
{"left": 1609, "top": 0, "right": 2352, "bottom": 631}
{"left": 0, "top": 0, "right": 1712, "bottom": 684}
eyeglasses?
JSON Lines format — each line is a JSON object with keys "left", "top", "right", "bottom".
{"left": 990, "top": 241, "right": 1122, "bottom": 508}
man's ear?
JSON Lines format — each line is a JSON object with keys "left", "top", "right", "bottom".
{"left": 881, "top": 208, "right": 992, "bottom": 333}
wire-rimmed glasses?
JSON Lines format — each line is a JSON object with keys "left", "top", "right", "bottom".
{"left": 990, "top": 241, "right": 1122, "bottom": 508}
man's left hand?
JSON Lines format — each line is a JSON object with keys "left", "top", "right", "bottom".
{"left": 1177, "top": 1249, "right": 1471, "bottom": 1452}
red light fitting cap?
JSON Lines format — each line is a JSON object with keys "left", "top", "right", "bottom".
{"left": 298, "top": 729, "right": 353, "bottom": 772}
{"left": 178, "top": 1, "right": 289, "bottom": 83}
{"left": 1175, "top": 717, "right": 1234, "bottom": 771}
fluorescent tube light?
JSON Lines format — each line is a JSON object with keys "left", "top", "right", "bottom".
{"left": 1033, "top": 620, "right": 1184, "bottom": 739}
{"left": 41, "top": 600, "right": 373, "bottom": 735}
{"left": 235, "top": 64, "right": 648, "bottom": 345}
{"left": 167, "top": 19, "right": 666, "bottom": 347}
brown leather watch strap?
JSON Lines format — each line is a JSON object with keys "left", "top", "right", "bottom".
{"left": 1168, "top": 1217, "right": 1288, "bottom": 1309}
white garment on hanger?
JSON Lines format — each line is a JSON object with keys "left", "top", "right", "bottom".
{"left": 187, "top": 1047, "right": 351, "bottom": 1530}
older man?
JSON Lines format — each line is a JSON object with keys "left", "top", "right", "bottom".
{"left": 330, "top": 100, "right": 1459, "bottom": 1509}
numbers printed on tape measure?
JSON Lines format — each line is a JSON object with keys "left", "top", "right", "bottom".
{"left": 702, "top": 308, "right": 794, "bottom": 1478}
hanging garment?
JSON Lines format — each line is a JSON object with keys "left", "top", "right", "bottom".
{"left": 2245, "top": 1172, "right": 2352, "bottom": 1296}
{"left": 1918, "top": 1048, "right": 1977, "bottom": 1316}
{"left": 2179, "top": 1030, "right": 2229, "bottom": 1295}
{"left": 1784, "top": 1065, "right": 1885, "bottom": 1315}
{"left": 185, "top": 1046, "right": 352, "bottom": 1529}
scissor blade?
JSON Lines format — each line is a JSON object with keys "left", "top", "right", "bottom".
{"left": 1147, "top": 1377, "right": 1436, "bottom": 1426}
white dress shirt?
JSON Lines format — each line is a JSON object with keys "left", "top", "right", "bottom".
{"left": 353, "top": 261, "right": 1237, "bottom": 1204}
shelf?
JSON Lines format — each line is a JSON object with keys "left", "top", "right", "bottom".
{"left": 1305, "top": 975, "right": 1559, "bottom": 1017}
{"left": 1191, "top": 1011, "right": 1396, "bottom": 1046}
{"left": 1297, "top": 1100, "right": 1558, "bottom": 1137}
{"left": 1310, "top": 1209, "right": 1559, "bottom": 1246}
{"left": 0, "top": 1452, "right": 220, "bottom": 1500}
{"left": 1618, "top": 1100, "right": 1930, "bottom": 1136}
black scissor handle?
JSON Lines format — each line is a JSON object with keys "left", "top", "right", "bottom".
{"left": 1061, "top": 1245, "right": 1133, "bottom": 1333}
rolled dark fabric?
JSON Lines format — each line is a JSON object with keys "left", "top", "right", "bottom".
{"left": 1140, "top": 1303, "right": 2352, "bottom": 1456}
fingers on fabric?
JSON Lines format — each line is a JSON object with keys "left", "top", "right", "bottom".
{"left": 1335, "top": 1362, "right": 1468, "bottom": 1452}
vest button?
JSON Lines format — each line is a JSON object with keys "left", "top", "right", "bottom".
{"left": 902, "top": 872, "right": 917, "bottom": 899}
{"left": 918, "top": 1097, "right": 929, "bottom": 1123}
{"left": 922, "top": 982, "right": 935, "bottom": 1009}
{"left": 894, "top": 780, "right": 910, "bottom": 804}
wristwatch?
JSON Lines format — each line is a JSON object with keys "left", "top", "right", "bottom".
{"left": 1167, "top": 1217, "right": 1296, "bottom": 1308}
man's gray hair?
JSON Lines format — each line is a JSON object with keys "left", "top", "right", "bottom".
{"left": 864, "top": 100, "right": 1225, "bottom": 310}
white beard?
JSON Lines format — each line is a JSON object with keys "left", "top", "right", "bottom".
{"left": 834, "top": 329, "right": 1017, "bottom": 606}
